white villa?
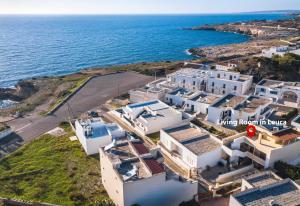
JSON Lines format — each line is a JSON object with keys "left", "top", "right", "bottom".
{"left": 122, "top": 100, "right": 184, "bottom": 135}
{"left": 207, "top": 94, "right": 272, "bottom": 125}
{"left": 166, "top": 67, "right": 253, "bottom": 95}
{"left": 222, "top": 127, "right": 300, "bottom": 169}
{"left": 261, "top": 45, "right": 300, "bottom": 58}
{"left": 100, "top": 138, "right": 198, "bottom": 206}
{"left": 215, "top": 62, "right": 238, "bottom": 71}
{"left": 165, "top": 88, "right": 197, "bottom": 107}
{"left": 185, "top": 92, "right": 221, "bottom": 115}
{"left": 255, "top": 79, "right": 300, "bottom": 108}
{"left": 231, "top": 95, "right": 273, "bottom": 123}
{"left": 75, "top": 118, "right": 125, "bottom": 155}
{"left": 230, "top": 171, "right": 300, "bottom": 206}
{"left": 160, "top": 123, "right": 222, "bottom": 172}
{"left": 129, "top": 78, "right": 177, "bottom": 103}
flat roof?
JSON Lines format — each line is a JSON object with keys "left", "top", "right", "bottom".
{"left": 104, "top": 139, "right": 165, "bottom": 182}
{"left": 244, "top": 171, "right": 280, "bottom": 188}
{"left": 189, "top": 93, "right": 220, "bottom": 104}
{"left": 182, "top": 135, "right": 221, "bottom": 156}
{"left": 234, "top": 180, "right": 300, "bottom": 206}
{"left": 128, "top": 100, "right": 160, "bottom": 109}
{"left": 164, "top": 124, "right": 205, "bottom": 142}
{"left": 164, "top": 124, "right": 221, "bottom": 155}
{"left": 169, "top": 88, "right": 195, "bottom": 97}
{"left": 234, "top": 96, "right": 271, "bottom": 113}
{"left": 213, "top": 94, "right": 246, "bottom": 108}
{"left": 258, "top": 79, "right": 300, "bottom": 89}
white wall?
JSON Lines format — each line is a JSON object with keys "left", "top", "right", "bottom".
{"left": 75, "top": 121, "right": 113, "bottom": 155}
{"left": 266, "top": 141, "right": 300, "bottom": 168}
{"left": 100, "top": 148, "right": 197, "bottom": 206}
{"left": 100, "top": 149, "right": 125, "bottom": 206}
{"left": 197, "top": 148, "right": 223, "bottom": 170}
{"left": 207, "top": 106, "right": 222, "bottom": 124}
{"left": 124, "top": 174, "right": 197, "bottom": 206}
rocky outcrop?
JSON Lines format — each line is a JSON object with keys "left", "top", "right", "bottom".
{"left": 0, "top": 81, "right": 38, "bottom": 101}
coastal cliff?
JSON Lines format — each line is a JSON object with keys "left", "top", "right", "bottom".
{"left": 187, "top": 17, "right": 300, "bottom": 59}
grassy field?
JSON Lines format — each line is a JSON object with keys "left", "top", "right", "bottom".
{"left": 0, "top": 125, "right": 113, "bottom": 206}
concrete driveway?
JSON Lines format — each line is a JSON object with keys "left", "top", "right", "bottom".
{"left": 7, "top": 72, "right": 153, "bottom": 143}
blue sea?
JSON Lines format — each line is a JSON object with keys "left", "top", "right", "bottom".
{"left": 0, "top": 14, "right": 289, "bottom": 87}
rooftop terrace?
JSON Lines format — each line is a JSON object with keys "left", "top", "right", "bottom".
{"left": 164, "top": 124, "right": 206, "bottom": 142}
{"left": 234, "top": 96, "right": 271, "bottom": 113}
{"left": 234, "top": 179, "right": 300, "bottom": 206}
{"left": 212, "top": 94, "right": 246, "bottom": 108}
{"left": 189, "top": 93, "right": 220, "bottom": 104}
{"left": 244, "top": 171, "right": 281, "bottom": 188}
{"left": 258, "top": 79, "right": 300, "bottom": 89}
{"left": 104, "top": 139, "right": 165, "bottom": 182}
{"left": 164, "top": 124, "right": 221, "bottom": 155}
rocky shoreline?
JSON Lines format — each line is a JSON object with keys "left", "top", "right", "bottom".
{"left": 187, "top": 16, "right": 300, "bottom": 59}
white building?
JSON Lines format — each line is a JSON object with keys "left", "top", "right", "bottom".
{"left": 230, "top": 171, "right": 300, "bottom": 206}
{"left": 261, "top": 45, "right": 290, "bottom": 58}
{"left": 255, "top": 79, "right": 300, "bottom": 108}
{"left": 160, "top": 123, "right": 222, "bottom": 172}
{"left": 100, "top": 138, "right": 198, "bottom": 206}
{"left": 165, "top": 88, "right": 197, "bottom": 107}
{"left": 167, "top": 67, "right": 252, "bottom": 95}
{"left": 129, "top": 79, "right": 177, "bottom": 103}
{"left": 261, "top": 45, "right": 300, "bottom": 58}
{"left": 222, "top": 127, "right": 300, "bottom": 169}
{"left": 215, "top": 62, "right": 238, "bottom": 71}
{"left": 207, "top": 94, "right": 247, "bottom": 125}
{"left": 207, "top": 94, "right": 273, "bottom": 125}
{"left": 75, "top": 118, "right": 125, "bottom": 155}
{"left": 122, "top": 100, "right": 184, "bottom": 135}
{"left": 231, "top": 95, "right": 273, "bottom": 123}
{"left": 185, "top": 92, "right": 221, "bottom": 115}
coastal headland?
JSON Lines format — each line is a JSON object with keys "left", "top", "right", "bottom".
{"left": 187, "top": 15, "right": 300, "bottom": 59}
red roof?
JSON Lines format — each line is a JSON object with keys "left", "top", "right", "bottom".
{"left": 144, "top": 159, "right": 165, "bottom": 175}
{"left": 132, "top": 142, "right": 149, "bottom": 155}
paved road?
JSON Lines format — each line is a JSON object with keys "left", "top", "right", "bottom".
{"left": 7, "top": 72, "right": 153, "bottom": 143}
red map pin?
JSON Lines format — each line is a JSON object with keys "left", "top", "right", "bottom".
{"left": 246, "top": 125, "right": 256, "bottom": 138}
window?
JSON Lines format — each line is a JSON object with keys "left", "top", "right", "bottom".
{"left": 193, "top": 81, "right": 196, "bottom": 86}
{"left": 234, "top": 86, "right": 237, "bottom": 90}
{"left": 229, "top": 75, "right": 233, "bottom": 80}
{"left": 212, "top": 82, "right": 215, "bottom": 87}
{"left": 260, "top": 88, "right": 266, "bottom": 93}
{"left": 212, "top": 89, "right": 214, "bottom": 93}
{"left": 223, "top": 84, "right": 226, "bottom": 89}
{"left": 270, "top": 90, "right": 278, "bottom": 95}
{"left": 222, "top": 90, "right": 225, "bottom": 94}
{"left": 217, "top": 73, "right": 220, "bottom": 78}
{"left": 182, "top": 80, "right": 186, "bottom": 84}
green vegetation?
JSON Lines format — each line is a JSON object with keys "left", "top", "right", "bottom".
{"left": 281, "top": 108, "right": 299, "bottom": 121}
{"left": 147, "top": 132, "right": 160, "bottom": 143}
{"left": 0, "top": 124, "right": 9, "bottom": 132}
{"left": 191, "top": 119, "right": 230, "bottom": 139}
{"left": 46, "top": 76, "right": 91, "bottom": 114}
{"left": 274, "top": 161, "right": 300, "bottom": 180}
{"left": 236, "top": 53, "right": 300, "bottom": 82}
{"left": 0, "top": 124, "right": 113, "bottom": 206}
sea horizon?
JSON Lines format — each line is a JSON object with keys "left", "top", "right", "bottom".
{"left": 0, "top": 13, "right": 290, "bottom": 87}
